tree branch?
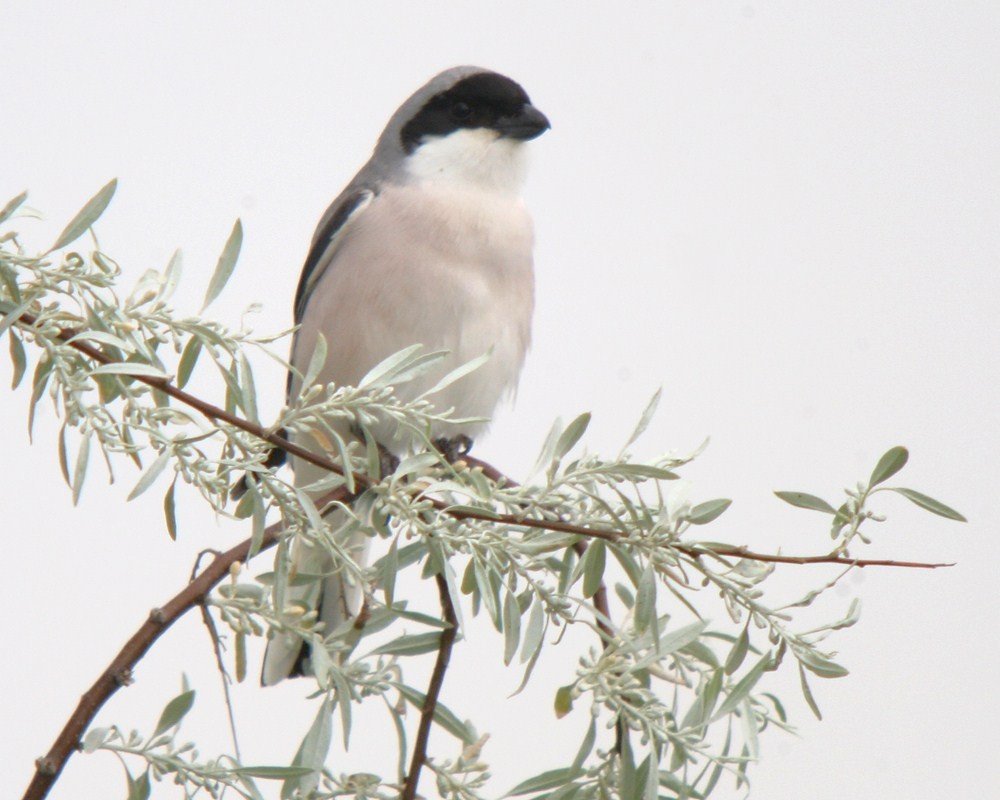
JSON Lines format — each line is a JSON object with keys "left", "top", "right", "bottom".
{"left": 20, "top": 519, "right": 285, "bottom": 800}
{"left": 401, "top": 573, "right": 459, "bottom": 800}
{"left": 9, "top": 311, "right": 955, "bottom": 569}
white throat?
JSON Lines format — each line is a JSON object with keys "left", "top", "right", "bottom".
{"left": 403, "top": 128, "right": 530, "bottom": 194}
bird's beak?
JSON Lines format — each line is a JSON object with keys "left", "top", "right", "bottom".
{"left": 495, "top": 104, "right": 550, "bottom": 141}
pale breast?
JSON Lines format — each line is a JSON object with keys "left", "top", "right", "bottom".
{"left": 292, "top": 182, "right": 535, "bottom": 450}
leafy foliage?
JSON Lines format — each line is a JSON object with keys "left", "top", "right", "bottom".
{"left": 1, "top": 187, "right": 964, "bottom": 799}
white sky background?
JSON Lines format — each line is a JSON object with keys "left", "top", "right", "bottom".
{"left": 3, "top": 2, "right": 998, "bottom": 798}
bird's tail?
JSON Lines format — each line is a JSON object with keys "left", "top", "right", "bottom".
{"left": 260, "top": 508, "right": 371, "bottom": 686}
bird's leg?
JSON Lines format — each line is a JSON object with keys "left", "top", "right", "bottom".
{"left": 377, "top": 442, "right": 400, "bottom": 479}
{"left": 433, "top": 434, "right": 473, "bottom": 464}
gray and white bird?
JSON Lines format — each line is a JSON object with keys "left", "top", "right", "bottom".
{"left": 261, "top": 66, "right": 549, "bottom": 685}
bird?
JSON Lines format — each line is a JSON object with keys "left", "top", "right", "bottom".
{"left": 260, "top": 66, "right": 549, "bottom": 685}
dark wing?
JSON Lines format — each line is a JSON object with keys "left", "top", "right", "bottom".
{"left": 229, "top": 187, "right": 377, "bottom": 497}
{"left": 293, "top": 188, "right": 375, "bottom": 326}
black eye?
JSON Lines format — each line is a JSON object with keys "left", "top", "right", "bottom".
{"left": 451, "top": 101, "right": 473, "bottom": 121}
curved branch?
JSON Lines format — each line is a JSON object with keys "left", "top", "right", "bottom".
{"left": 21, "top": 519, "right": 284, "bottom": 800}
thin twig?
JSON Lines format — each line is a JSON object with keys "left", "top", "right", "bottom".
{"left": 199, "top": 604, "right": 241, "bottom": 762}
{"left": 401, "top": 573, "right": 459, "bottom": 800}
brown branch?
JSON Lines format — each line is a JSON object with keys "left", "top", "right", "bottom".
{"left": 401, "top": 573, "right": 459, "bottom": 800}
{"left": 21, "top": 519, "right": 285, "bottom": 800}
{"left": 10, "top": 311, "right": 955, "bottom": 570}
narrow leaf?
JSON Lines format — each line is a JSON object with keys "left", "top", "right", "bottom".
{"left": 634, "top": 564, "right": 656, "bottom": 634}
{"left": 724, "top": 625, "right": 749, "bottom": 675}
{"left": 8, "top": 330, "right": 27, "bottom": 389}
{"left": 774, "top": 491, "right": 836, "bottom": 514}
{"left": 799, "top": 663, "right": 822, "bottom": 720}
{"left": 0, "top": 190, "right": 28, "bottom": 225}
{"left": 51, "top": 179, "right": 117, "bottom": 251}
{"left": 687, "top": 498, "right": 732, "bottom": 525}
{"left": 371, "top": 631, "right": 445, "bottom": 657}
{"left": 889, "top": 487, "right": 967, "bottom": 522}
{"left": 506, "top": 768, "right": 577, "bottom": 797}
{"left": 202, "top": 218, "right": 243, "bottom": 311}
{"left": 153, "top": 689, "right": 195, "bottom": 736}
{"left": 90, "top": 362, "right": 169, "bottom": 379}
{"left": 176, "top": 336, "right": 202, "bottom": 389}
{"left": 581, "top": 539, "right": 606, "bottom": 599}
{"left": 553, "top": 412, "right": 591, "bottom": 462}
{"left": 72, "top": 432, "right": 91, "bottom": 506}
{"left": 127, "top": 449, "right": 171, "bottom": 501}
{"left": 502, "top": 590, "right": 521, "bottom": 665}
{"left": 284, "top": 696, "right": 333, "bottom": 799}
{"left": 623, "top": 387, "right": 662, "bottom": 450}
{"left": 869, "top": 446, "right": 909, "bottom": 487}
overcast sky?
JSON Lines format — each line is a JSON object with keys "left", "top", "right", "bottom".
{"left": 3, "top": 3, "right": 997, "bottom": 798}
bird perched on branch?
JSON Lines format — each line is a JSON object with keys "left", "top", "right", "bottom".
{"left": 260, "top": 66, "right": 549, "bottom": 685}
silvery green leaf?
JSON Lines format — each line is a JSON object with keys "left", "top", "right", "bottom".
{"left": 391, "top": 606, "right": 453, "bottom": 629}
{"left": 330, "top": 668, "right": 353, "bottom": 746}
{"left": 655, "top": 619, "right": 708, "bottom": 654}
{"left": 81, "top": 726, "right": 111, "bottom": 753}
{"left": 161, "top": 249, "right": 183, "bottom": 301}
{"left": 610, "top": 463, "right": 679, "bottom": 480}
{"left": 126, "top": 770, "right": 151, "bottom": 800}
{"left": 152, "top": 688, "right": 195, "bottom": 736}
{"left": 634, "top": 564, "right": 656, "bottom": 634}
{"left": 359, "top": 344, "right": 442, "bottom": 389}
{"left": 8, "top": 330, "right": 26, "bottom": 389}
{"left": 176, "top": 335, "right": 202, "bottom": 389}
{"left": 888, "top": 487, "right": 967, "bottom": 521}
{"left": 232, "top": 767, "right": 315, "bottom": 779}
{"left": 506, "top": 767, "right": 578, "bottom": 797}
{"left": 614, "top": 583, "right": 635, "bottom": 611}
{"left": 90, "top": 362, "right": 169, "bottom": 379}
{"left": 774, "top": 491, "right": 836, "bottom": 514}
{"left": 520, "top": 599, "right": 545, "bottom": 665}
{"left": 797, "top": 649, "right": 849, "bottom": 678}
{"left": 687, "top": 498, "right": 732, "bottom": 525}
{"left": 202, "top": 218, "right": 243, "bottom": 311}
{"left": 58, "top": 424, "right": 71, "bottom": 487}
{"left": 502, "top": 590, "right": 521, "bottom": 665}
{"left": 0, "top": 190, "right": 28, "bottom": 225}
{"left": 395, "top": 683, "right": 474, "bottom": 743}
{"left": 382, "top": 538, "right": 399, "bottom": 606}
{"left": 553, "top": 412, "right": 591, "bottom": 462}
{"left": 869, "top": 445, "right": 909, "bottom": 487}
{"left": 570, "top": 719, "right": 596, "bottom": 775}
{"left": 127, "top": 449, "right": 171, "bottom": 502}
{"left": 419, "top": 350, "right": 490, "bottom": 398}
{"left": 238, "top": 352, "right": 259, "bottom": 423}
{"left": 249, "top": 485, "right": 266, "bottom": 556}
{"left": 301, "top": 332, "right": 328, "bottom": 390}
{"left": 284, "top": 696, "right": 333, "bottom": 799}
{"left": 0, "top": 298, "right": 33, "bottom": 341}
{"left": 66, "top": 330, "right": 135, "bottom": 353}
{"left": 371, "top": 631, "right": 445, "bottom": 657}
{"left": 27, "top": 355, "right": 53, "bottom": 440}
{"left": 50, "top": 178, "right": 117, "bottom": 251}
{"left": 713, "top": 650, "right": 771, "bottom": 720}
{"left": 724, "top": 625, "right": 750, "bottom": 675}
{"left": 439, "top": 555, "right": 466, "bottom": 636}
{"left": 72, "top": 432, "right": 91, "bottom": 506}
{"left": 623, "top": 387, "right": 662, "bottom": 451}
{"left": 581, "top": 539, "right": 606, "bottom": 599}
{"left": 799, "top": 663, "right": 822, "bottom": 720}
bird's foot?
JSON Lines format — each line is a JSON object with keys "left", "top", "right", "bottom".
{"left": 433, "top": 434, "right": 473, "bottom": 464}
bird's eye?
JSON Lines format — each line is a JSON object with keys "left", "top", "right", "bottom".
{"left": 451, "top": 101, "right": 473, "bottom": 121}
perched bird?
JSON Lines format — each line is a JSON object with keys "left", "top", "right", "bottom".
{"left": 261, "top": 66, "right": 549, "bottom": 685}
